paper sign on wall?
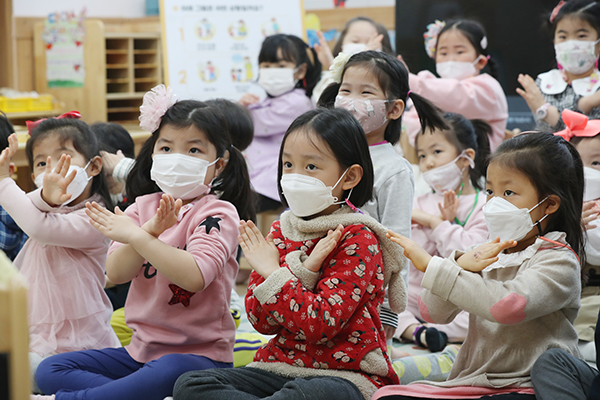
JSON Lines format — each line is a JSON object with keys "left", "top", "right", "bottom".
{"left": 160, "top": 0, "right": 304, "bottom": 100}
{"left": 42, "top": 9, "right": 86, "bottom": 88}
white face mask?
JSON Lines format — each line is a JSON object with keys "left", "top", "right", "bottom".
{"left": 258, "top": 67, "right": 298, "bottom": 97}
{"left": 482, "top": 196, "right": 549, "bottom": 242}
{"left": 150, "top": 153, "right": 218, "bottom": 200}
{"left": 35, "top": 160, "right": 93, "bottom": 205}
{"left": 342, "top": 43, "right": 367, "bottom": 54}
{"left": 110, "top": 192, "right": 124, "bottom": 205}
{"left": 436, "top": 55, "right": 482, "bottom": 80}
{"left": 422, "top": 152, "right": 474, "bottom": 193}
{"left": 281, "top": 170, "right": 349, "bottom": 217}
{"left": 555, "top": 39, "right": 600, "bottom": 75}
{"left": 584, "top": 166, "right": 600, "bottom": 202}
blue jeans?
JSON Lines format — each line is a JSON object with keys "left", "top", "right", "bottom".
{"left": 36, "top": 347, "right": 232, "bottom": 400}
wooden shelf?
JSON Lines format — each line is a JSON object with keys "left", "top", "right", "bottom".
{"left": 106, "top": 78, "right": 130, "bottom": 83}
{"left": 107, "top": 64, "right": 129, "bottom": 69}
{"left": 134, "top": 77, "right": 156, "bottom": 83}
{"left": 134, "top": 63, "right": 158, "bottom": 68}
{"left": 106, "top": 92, "right": 145, "bottom": 100}
{"left": 107, "top": 107, "right": 140, "bottom": 113}
{"left": 4, "top": 109, "right": 61, "bottom": 119}
{"left": 134, "top": 49, "right": 157, "bottom": 54}
{"left": 106, "top": 49, "right": 128, "bottom": 54}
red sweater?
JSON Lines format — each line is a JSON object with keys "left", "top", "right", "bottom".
{"left": 245, "top": 220, "right": 399, "bottom": 389}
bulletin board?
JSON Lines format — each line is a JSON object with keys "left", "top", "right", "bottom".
{"left": 160, "top": 0, "right": 305, "bottom": 101}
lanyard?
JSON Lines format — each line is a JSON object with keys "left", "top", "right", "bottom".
{"left": 453, "top": 187, "right": 479, "bottom": 227}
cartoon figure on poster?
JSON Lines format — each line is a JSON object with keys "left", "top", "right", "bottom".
{"left": 42, "top": 8, "right": 86, "bottom": 88}
{"left": 196, "top": 18, "right": 215, "bottom": 40}
{"left": 261, "top": 17, "right": 281, "bottom": 36}
{"left": 200, "top": 61, "right": 218, "bottom": 82}
{"left": 230, "top": 54, "right": 254, "bottom": 82}
{"left": 228, "top": 20, "right": 248, "bottom": 40}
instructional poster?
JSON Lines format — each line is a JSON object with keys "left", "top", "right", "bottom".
{"left": 160, "top": 0, "right": 305, "bottom": 100}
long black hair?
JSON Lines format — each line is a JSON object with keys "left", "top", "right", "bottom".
{"left": 26, "top": 118, "right": 113, "bottom": 210}
{"left": 331, "top": 16, "right": 394, "bottom": 57}
{"left": 416, "top": 112, "right": 492, "bottom": 190}
{"left": 0, "top": 112, "right": 15, "bottom": 148}
{"left": 318, "top": 50, "right": 448, "bottom": 145}
{"left": 205, "top": 98, "right": 254, "bottom": 151}
{"left": 435, "top": 19, "right": 498, "bottom": 80}
{"left": 491, "top": 132, "right": 585, "bottom": 263}
{"left": 258, "top": 34, "right": 322, "bottom": 98}
{"left": 277, "top": 108, "right": 374, "bottom": 208}
{"left": 91, "top": 122, "right": 135, "bottom": 158}
{"left": 548, "top": 0, "right": 600, "bottom": 36}
{"left": 126, "top": 100, "right": 256, "bottom": 222}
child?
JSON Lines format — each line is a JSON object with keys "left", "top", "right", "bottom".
{"left": 518, "top": 0, "right": 600, "bottom": 133}
{"left": 240, "top": 34, "right": 320, "bottom": 212}
{"left": 173, "top": 107, "right": 407, "bottom": 400}
{"left": 0, "top": 113, "right": 27, "bottom": 260}
{"left": 34, "top": 89, "right": 254, "bottom": 400}
{"left": 312, "top": 16, "right": 393, "bottom": 103}
{"left": 0, "top": 117, "right": 120, "bottom": 391}
{"left": 555, "top": 109, "right": 600, "bottom": 362}
{"left": 319, "top": 50, "right": 447, "bottom": 343}
{"left": 375, "top": 131, "right": 584, "bottom": 400}
{"left": 394, "top": 113, "right": 491, "bottom": 355}
{"left": 403, "top": 19, "right": 508, "bottom": 152}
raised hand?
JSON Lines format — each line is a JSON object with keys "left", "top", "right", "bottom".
{"left": 313, "top": 30, "right": 335, "bottom": 70}
{"left": 41, "top": 154, "right": 78, "bottom": 206}
{"left": 411, "top": 209, "right": 435, "bottom": 227}
{"left": 457, "top": 237, "right": 517, "bottom": 272}
{"left": 583, "top": 201, "right": 600, "bottom": 230}
{"left": 238, "top": 93, "right": 260, "bottom": 108}
{"left": 238, "top": 220, "right": 280, "bottom": 278}
{"left": 438, "top": 190, "right": 459, "bottom": 222}
{"left": 366, "top": 33, "right": 384, "bottom": 51}
{"left": 86, "top": 201, "right": 140, "bottom": 244}
{"left": 142, "top": 194, "right": 182, "bottom": 237}
{"left": 303, "top": 224, "right": 344, "bottom": 272}
{"left": 100, "top": 150, "right": 125, "bottom": 176}
{"left": 516, "top": 74, "right": 546, "bottom": 114}
{"left": 387, "top": 230, "right": 432, "bottom": 272}
{"left": 0, "top": 133, "right": 18, "bottom": 181}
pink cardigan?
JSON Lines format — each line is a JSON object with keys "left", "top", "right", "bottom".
{"left": 405, "top": 71, "right": 508, "bottom": 152}
{"left": 110, "top": 193, "right": 239, "bottom": 363}
{"left": 0, "top": 178, "right": 119, "bottom": 357}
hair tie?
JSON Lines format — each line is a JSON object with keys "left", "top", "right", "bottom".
{"left": 345, "top": 198, "right": 364, "bottom": 214}
{"left": 26, "top": 110, "right": 81, "bottom": 136}
{"left": 550, "top": 0, "right": 567, "bottom": 23}
{"left": 407, "top": 90, "right": 412, "bottom": 98}
{"left": 423, "top": 20, "right": 446, "bottom": 59}
{"left": 139, "top": 84, "right": 177, "bottom": 133}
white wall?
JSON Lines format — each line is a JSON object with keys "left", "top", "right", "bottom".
{"left": 12, "top": 0, "right": 147, "bottom": 17}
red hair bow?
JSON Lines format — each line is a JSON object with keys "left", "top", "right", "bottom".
{"left": 554, "top": 109, "right": 600, "bottom": 141}
{"left": 26, "top": 111, "right": 82, "bottom": 135}
{"left": 550, "top": 0, "right": 567, "bottom": 23}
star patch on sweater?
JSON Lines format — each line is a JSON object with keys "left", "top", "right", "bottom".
{"left": 199, "top": 216, "right": 222, "bottom": 234}
{"left": 168, "top": 284, "right": 196, "bottom": 307}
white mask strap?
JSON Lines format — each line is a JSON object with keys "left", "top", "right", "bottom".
{"left": 528, "top": 195, "right": 550, "bottom": 213}
{"left": 455, "top": 151, "right": 475, "bottom": 170}
{"left": 331, "top": 168, "right": 350, "bottom": 203}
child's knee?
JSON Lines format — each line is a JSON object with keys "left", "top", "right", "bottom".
{"left": 35, "top": 354, "right": 61, "bottom": 394}
{"left": 173, "top": 370, "right": 219, "bottom": 399}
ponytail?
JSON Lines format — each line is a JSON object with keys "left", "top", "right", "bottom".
{"left": 213, "top": 146, "right": 257, "bottom": 222}
{"left": 408, "top": 91, "right": 449, "bottom": 135}
{"left": 469, "top": 119, "right": 492, "bottom": 189}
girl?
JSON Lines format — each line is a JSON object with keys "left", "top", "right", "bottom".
{"left": 173, "top": 107, "right": 407, "bottom": 400}
{"left": 34, "top": 87, "right": 254, "bottom": 400}
{"left": 0, "top": 117, "right": 120, "bottom": 391}
{"left": 375, "top": 132, "right": 584, "bottom": 400}
{"left": 394, "top": 113, "right": 491, "bottom": 356}
{"left": 312, "top": 16, "right": 393, "bottom": 103}
{"left": 240, "top": 34, "right": 320, "bottom": 213}
{"left": 319, "top": 50, "right": 447, "bottom": 343}
{"left": 518, "top": 0, "right": 600, "bottom": 133}
{"left": 403, "top": 19, "right": 508, "bottom": 151}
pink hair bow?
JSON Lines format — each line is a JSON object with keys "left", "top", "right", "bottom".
{"left": 550, "top": 0, "right": 567, "bottom": 23}
{"left": 26, "top": 111, "right": 82, "bottom": 135}
{"left": 555, "top": 109, "right": 600, "bottom": 141}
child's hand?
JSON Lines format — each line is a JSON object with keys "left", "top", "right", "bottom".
{"left": 86, "top": 201, "right": 140, "bottom": 244}
{"left": 238, "top": 93, "right": 260, "bottom": 108}
{"left": 0, "top": 133, "right": 18, "bottom": 181}
{"left": 100, "top": 150, "right": 124, "bottom": 176}
{"left": 438, "top": 190, "right": 459, "bottom": 222}
{"left": 141, "top": 194, "right": 182, "bottom": 237}
{"left": 313, "top": 30, "right": 335, "bottom": 70}
{"left": 583, "top": 201, "right": 600, "bottom": 230}
{"left": 304, "top": 224, "right": 344, "bottom": 272}
{"left": 238, "top": 220, "right": 280, "bottom": 278}
{"left": 457, "top": 237, "right": 517, "bottom": 272}
{"left": 366, "top": 33, "right": 384, "bottom": 52}
{"left": 516, "top": 74, "right": 545, "bottom": 115}
{"left": 411, "top": 209, "right": 435, "bottom": 228}
{"left": 387, "top": 230, "right": 432, "bottom": 272}
{"left": 41, "top": 154, "right": 78, "bottom": 206}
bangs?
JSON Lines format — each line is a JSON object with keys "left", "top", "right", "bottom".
{"left": 258, "top": 35, "right": 298, "bottom": 64}
{"left": 341, "top": 58, "right": 393, "bottom": 100}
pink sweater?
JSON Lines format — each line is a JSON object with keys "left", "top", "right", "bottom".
{"left": 396, "top": 190, "right": 488, "bottom": 342}
{"left": 405, "top": 71, "right": 508, "bottom": 152}
{"left": 0, "top": 178, "right": 119, "bottom": 357}
{"left": 110, "top": 193, "right": 239, "bottom": 363}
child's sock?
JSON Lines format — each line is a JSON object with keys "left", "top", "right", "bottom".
{"left": 413, "top": 326, "right": 448, "bottom": 352}
{"left": 30, "top": 395, "right": 55, "bottom": 400}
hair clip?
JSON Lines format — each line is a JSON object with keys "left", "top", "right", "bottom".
{"left": 26, "top": 111, "right": 81, "bottom": 135}
{"left": 480, "top": 36, "right": 488, "bottom": 50}
{"left": 329, "top": 52, "right": 354, "bottom": 84}
{"left": 423, "top": 20, "right": 446, "bottom": 59}
{"left": 139, "top": 84, "right": 177, "bottom": 133}
{"left": 550, "top": 0, "right": 567, "bottom": 23}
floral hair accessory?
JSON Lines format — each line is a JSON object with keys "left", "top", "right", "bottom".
{"left": 26, "top": 111, "right": 81, "bottom": 135}
{"left": 480, "top": 36, "right": 488, "bottom": 50}
{"left": 329, "top": 52, "right": 354, "bottom": 84}
{"left": 424, "top": 20, "right": 446, "bottom": 59}
{"left": 550, "top": 0, "right": 567, "bottom": 23}
{"left": 139, "top": 84, "right": 177, "bottom": 133}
